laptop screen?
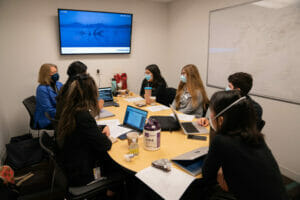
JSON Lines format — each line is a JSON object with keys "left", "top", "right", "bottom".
{"left": 123, "top": 105, "right": 148, "bottom": 132}
{"left": 98, "top": 87, "right": 113, "bottom": 101}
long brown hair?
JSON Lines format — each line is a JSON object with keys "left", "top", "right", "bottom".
{"left": 57, "top": 74, "right": 100, "bottom": 145}
{"left": 175, "top": 64, "right": 209, "bottom": 110}
{"left": 38, "top": 63, "right": 57, "bottom": 85}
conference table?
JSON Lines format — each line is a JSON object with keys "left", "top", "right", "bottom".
{"left": 97, "top": 93, "right": 209, "bottom": 177}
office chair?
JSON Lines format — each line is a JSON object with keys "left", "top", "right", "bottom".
{"left": 257, "top": 119, "right": 266, "bottom": 131}
{"left": 202, "top": 103, "right": 210, "bottom": 118}
{"left": 39, "top": 131, "right": 127, "bottom": 200}
{"left": 23, "top": 96, "right": 52, "bottom": 135}
{"left": 156, "top": 87, "right": 177, "bottom": 107}
{"left": 45, "top": 112, "right": 58, "bottom": 138}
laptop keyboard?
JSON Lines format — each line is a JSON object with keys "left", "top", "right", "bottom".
{"left": 181, "top": 122, "right": 199, "bottom": 133}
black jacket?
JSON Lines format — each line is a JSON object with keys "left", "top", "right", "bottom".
{"left": 59, "top": 111, "right": 112, "bottom": 186}
{"left": 139, "top": 79, "right": 167, "bottom": 98}
{"left": 202, "top": 134, "right": 288, "bottom": 200}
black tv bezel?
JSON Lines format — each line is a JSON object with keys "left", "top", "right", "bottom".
{"left": 58, "top": 8, "right": 133, "bottom": 55}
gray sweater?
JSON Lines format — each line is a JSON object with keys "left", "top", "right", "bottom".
{"left": 172, "top": 88, "right": 204, "bottom": 116}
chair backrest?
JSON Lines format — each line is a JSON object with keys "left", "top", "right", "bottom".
{"left": 202, "top": 103, "right": 209, "bottom": 117}
{"left": 23, "top": 96, "right": 36, "bottom": 129}
{"left": 257, "top": 119, "right": 266, "bottom": 131}
{"left": 45, "top": 112, "right": 58, "bottom": 129}
{"left": 156, "top": 87, "right": 177, "bottom": 107}
{"left": 39, "top": 131, "right": 68, "bottom": 194}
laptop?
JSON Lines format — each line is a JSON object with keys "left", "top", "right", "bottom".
{"left": 118, "top": 105, "right": 148, "bottom": 140}
{"left": 171, "top": 147, "right": 208, "bottom": 176}
{"left": 170, "top": 106, "right": 208, "bottom": 135}
{"left": 98, "top": 87, "right": 117, "bottom": 107}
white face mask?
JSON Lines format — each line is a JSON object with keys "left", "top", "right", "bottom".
{"left": 209, "top": 116, "right": 216, "bottom": 131}
{"left": 225, "top": 86, "right": 231, "bottom": 91}
{"left": 209, "top": 96, "right": 247, "bottom": 131}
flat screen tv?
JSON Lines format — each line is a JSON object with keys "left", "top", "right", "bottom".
{"left": 58, "top": 9, "right": 133, "bottom": 55}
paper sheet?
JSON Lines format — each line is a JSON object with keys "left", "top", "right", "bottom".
{"left": 108, "top": 126, "right": 131, "bottom": 138}
{"left": 146, "top": 105, "right": 170, "bottom": 112}
{"left": 170, "top": 113, "right": 195, "bottom": 121}
{"left": 124, "top": 97, "right": 144, "bottom": 102}
{"left": 97, "top": 119, "right": 120, "bottom": 126}
{"left": 135, "top": 166, "right": 195, "bottom": 200}
{"left": 97, "top": 119, "right": 130, "bottom": 138}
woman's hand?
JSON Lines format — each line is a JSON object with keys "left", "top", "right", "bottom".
{"left": 98, "top": 99, "right": 104, "bottom": 109}
{"left": 217, "top": 167, "right": 229, "bottom": 192}
{"left": 197, "top": 117, "right": 209, "bottom": 127}
{"left": 102, "top": 126, "right": 110, "bottom": 137}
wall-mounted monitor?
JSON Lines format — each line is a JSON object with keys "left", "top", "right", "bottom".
{"left": 58, "top": 9, "right": 133, "bottom": 55}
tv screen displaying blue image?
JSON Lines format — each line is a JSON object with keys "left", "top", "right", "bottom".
{"left": 58, "top": 9, "right": 133, "bottom": 54}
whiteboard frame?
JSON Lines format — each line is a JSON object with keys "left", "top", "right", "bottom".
{"left": 206, "top": 0, "right": 300, "bottom": 105}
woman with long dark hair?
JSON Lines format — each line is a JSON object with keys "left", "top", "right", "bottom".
{"left": 139, "top": 64, "right": 167, "bottom": 98}
{"left": 57, "top": 74, "right": 112, "bottom": 187}
{"left": 202, "top": 90, "right": 287, "bottom": 200}
{"left": 56, "top": 61, "right": 87, "bottom": 119}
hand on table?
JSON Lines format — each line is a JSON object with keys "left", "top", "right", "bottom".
{"left": 98, "top": 99, "right": 104, "bottom": 109}
{"left": 197, "top": 117, "right": 209, "bottom": 127}
{"left": 102, "top": 126, "right": 110, "bottom": 137}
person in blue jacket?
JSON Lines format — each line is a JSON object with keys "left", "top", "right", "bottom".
{"left": 34, "top": 63, "right": 62, "bottom": 129}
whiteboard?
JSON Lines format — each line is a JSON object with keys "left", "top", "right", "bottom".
{"left": 207, "top": 0, "right": 300, "bottom": 105}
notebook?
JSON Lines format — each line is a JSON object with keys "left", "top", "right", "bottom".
{"left": 171, "top": 147, "right": 208, "bottom": 176}
{"left": 118, "top": 105, "right": 148, "bottom": 140}
{"left": 170, "top": 106, "right": 208, "bottom": 135}
{"left": 98, "top": 87, "right": 116, "bottom": 107}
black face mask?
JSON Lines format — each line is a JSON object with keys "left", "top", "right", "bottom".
{"left": 51, "top": 73, "right": 59, "bottom": 82}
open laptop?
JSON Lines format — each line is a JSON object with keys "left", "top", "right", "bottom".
{"left": 118, "top": 105, "right": 148, "bottom": 140}
{"left": 171, "top": 147, "right": 208, "bottom": 176}
{"left": 98, "top": 87, "right": 117, "bottom": 107}
{"left": 170, "top": 106, "right": 208, "bottom": 135}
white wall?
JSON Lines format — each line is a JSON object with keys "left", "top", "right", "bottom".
{"left": 167, "top": 0, "right": 300, "bottom": 182}
{"left": 0, "top": 0, "right": 169, "bottom": 141}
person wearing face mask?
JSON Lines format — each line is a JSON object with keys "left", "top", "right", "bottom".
{"left": 171, "top": 64, "right": 209, "bottom": 116}
{"left": 199, "top": 90, "right": 287, "bottom": 200}
{"left": 139, "top": 64, "right": 167, "bottom": 98}
{"left": 198, "top": 72, "right": 264, "bottom": 131}
{"left": 34, "top": 63, "right": 63, "bottom": 129}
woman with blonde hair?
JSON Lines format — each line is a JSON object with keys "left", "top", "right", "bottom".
{"left": 171, "top": 64, "right": 209, "bottom": 116}
{"left": 34, "top": 63, "right": 62, "bottom": 129}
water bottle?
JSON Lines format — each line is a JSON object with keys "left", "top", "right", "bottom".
{"left": 111, "top": 78, "right": 117, "bottom": 96}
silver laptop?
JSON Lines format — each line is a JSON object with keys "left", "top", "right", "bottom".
{"left": 170, "top": 106, "right": 208, "bottom": 135}
{"left": 98, "top": 87, "right": 116, "bottom": 107}
{"left": 171, "top": 147, "right": 208, "bottom": 176}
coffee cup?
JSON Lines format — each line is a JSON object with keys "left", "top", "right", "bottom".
{"left": 126, "top": 132, "right": 139, "bottom": 146}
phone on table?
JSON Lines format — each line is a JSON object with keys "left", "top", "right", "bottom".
{"left": 187, "top": 135, "right": 207, "bottom": 141}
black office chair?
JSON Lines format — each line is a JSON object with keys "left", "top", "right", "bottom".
{"left": 202, "top": 103, "right": 209, "bottom": 117}
{"left": 39, "top": 131, "right": 127, "bottom": 200}
{"left": 257, "top": 119, "right": 266, "bottom": 131}
{"left": 45, "top": 112, "right": 58, "bottom": 139}
{"left": 23, "top": 96, "right": 52, "bottom": 135}
{"left": 156, "top": 87, "right": 177, "bottom": 107}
